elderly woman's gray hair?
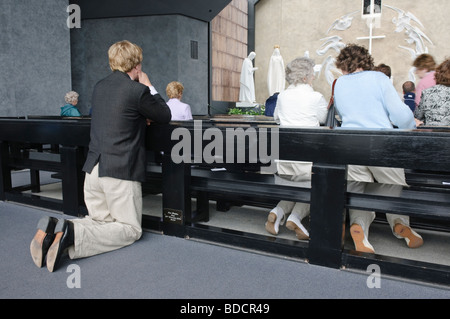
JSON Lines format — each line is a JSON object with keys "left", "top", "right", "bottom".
{"left": 64, "top": 91, "right": 79, "bottom": 105}
{"left": 285, "top": 57, "right": 315, "bottom": 85}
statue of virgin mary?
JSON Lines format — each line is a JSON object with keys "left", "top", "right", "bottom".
{"left": 267, "top": 46, "right": 285, "bottom": 96}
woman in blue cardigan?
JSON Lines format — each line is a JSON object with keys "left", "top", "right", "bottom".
{"left": 334, "top": 44, "right": 423, "bottom": 254}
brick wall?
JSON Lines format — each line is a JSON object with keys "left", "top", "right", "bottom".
{"left": 211, "top": 0, "right": 248, "bottom": 102}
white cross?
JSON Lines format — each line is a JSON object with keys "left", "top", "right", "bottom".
{"left": 357, "top": 0, "right": 385, "bottom": 54}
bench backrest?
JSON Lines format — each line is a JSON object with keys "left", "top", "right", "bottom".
{"left": 147, "top": 122, "right": 450, "bottom": 173}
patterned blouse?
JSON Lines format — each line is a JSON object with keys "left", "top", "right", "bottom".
{"left": 415, "top": 84, "right": 450, "bottom": 126}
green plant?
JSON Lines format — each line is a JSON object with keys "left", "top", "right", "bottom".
{"left": 228, "top": 105, "right": 265, "bottom": 115}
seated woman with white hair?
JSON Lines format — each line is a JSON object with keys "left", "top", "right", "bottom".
{"left": 266, "top": 57, "right": 328, "bottom": 240}
{"left": 61, "top": 91, "right": 82, "bottom": 117}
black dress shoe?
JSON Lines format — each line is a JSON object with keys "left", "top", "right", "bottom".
{"left": 46, "top": 219, "right": 74, "bottom": 272}
{"left": 30, "top": 216, "right": 59, "bottom": 268}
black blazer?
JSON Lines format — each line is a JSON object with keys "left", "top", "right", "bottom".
{"left": 83, "top": 71, "right": 171, "bottom": 182}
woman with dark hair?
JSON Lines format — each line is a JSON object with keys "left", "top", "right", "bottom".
{"left": 334, "top": 44, "right": 415, "bottom": 129}
{"left": 333, "top": 44, "right": 423, "bottom": 254}
{"left": 415, "top": 58, "right": 450, "bottom": 126}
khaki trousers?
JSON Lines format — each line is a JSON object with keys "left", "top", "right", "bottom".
{"left": 68, "top": 164, "right": 142, "bottom": 259}
{"left": 274, "top": 161, "right": 312, "bottom": 221}
{"left": 347, "top": 165, "right": 409, "bottom": 239}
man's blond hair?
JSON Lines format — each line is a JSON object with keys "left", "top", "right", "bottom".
{"left": 108, "top": 40, "right": 143, "bottom": 73}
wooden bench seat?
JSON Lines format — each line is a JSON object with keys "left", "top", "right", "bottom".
{"left": 146, "top": 162, "right": 450, "bottom": 231}
{"left": 405, "top": 169, "right": 450, "bottom": 189}
{"left": 347, "top": 183, "right": 450, "bottom": 219}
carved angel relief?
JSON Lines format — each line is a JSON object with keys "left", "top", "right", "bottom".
{"left": 314, "top": 2, "right": 432, "bottom": 85}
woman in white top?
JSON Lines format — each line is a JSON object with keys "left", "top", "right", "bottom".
{"left": 266, "top": 57, "right": 328, "bottom": 240}
{"left": 166, "top": 81, "right": 193, "bottom": 121}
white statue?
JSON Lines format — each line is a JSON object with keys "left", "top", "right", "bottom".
{"left": 316, "top": 36, "right": 346, "bottom": 56}
{"left": 399, "top": 45, "right": 419, "bottom": 59}
{"left": 408, "top": 67, "right": 417, "bottom": 82}
{"left": 322, "top": 55, "right": 342, "bottom": 86}
{"left": 384, "top": 4, "right": 432, "bottom": 57}
{"left": 239, "top": 51, "right": 258, "bottom": 103}
{"left": 267, "top": 46, "right": 285, "bottom": 96}
{"left": 403, "top": 24, "right": 433, "bottom": 53}
{"left": 384, "top": 4, "right": 424, "bottom": 30}
{"left": 326, "top": 11, "right": 359, "bottom": 34}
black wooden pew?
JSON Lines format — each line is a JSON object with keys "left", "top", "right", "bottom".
{"left": 0, "top": 117, "right": 90, "bottom": 216}
{"left": 1, "top": 117, "right": 449, "bottom": 285}
{"left": 144, "top": 121, "right": 450, "bottom": 285}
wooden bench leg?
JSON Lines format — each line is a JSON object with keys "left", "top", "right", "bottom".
{"left": 161, "top": 154, "right": 190, "bottom": 237}
{"left": 0, "top": 142, "right": 12, "bottom": 201}
{"left": 308, "top": 163, "right": 347, "bottom": 268}
{"left": 30, "top": 169, "right": 40, "bottom": 193}
{"left": 216, "top": 200, "right": 232, "bottom": 212}
{"left": 194, "top": 191, "right": 210, "bottom": 222}
{"left": 60, "top": 146, "right": 84, "bottom": 217}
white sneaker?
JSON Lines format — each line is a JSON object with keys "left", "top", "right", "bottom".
{"left": 350, "top": 223, "right": 375, "bottom": 253}
{"left": 394, "top": 223, "right": 423, "bottom": 248}
{"left": 285, "top": 215, "right": 309, "bottom": 240}
{"left": 265, "top": 207, "right": 285, "bottom": 235}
